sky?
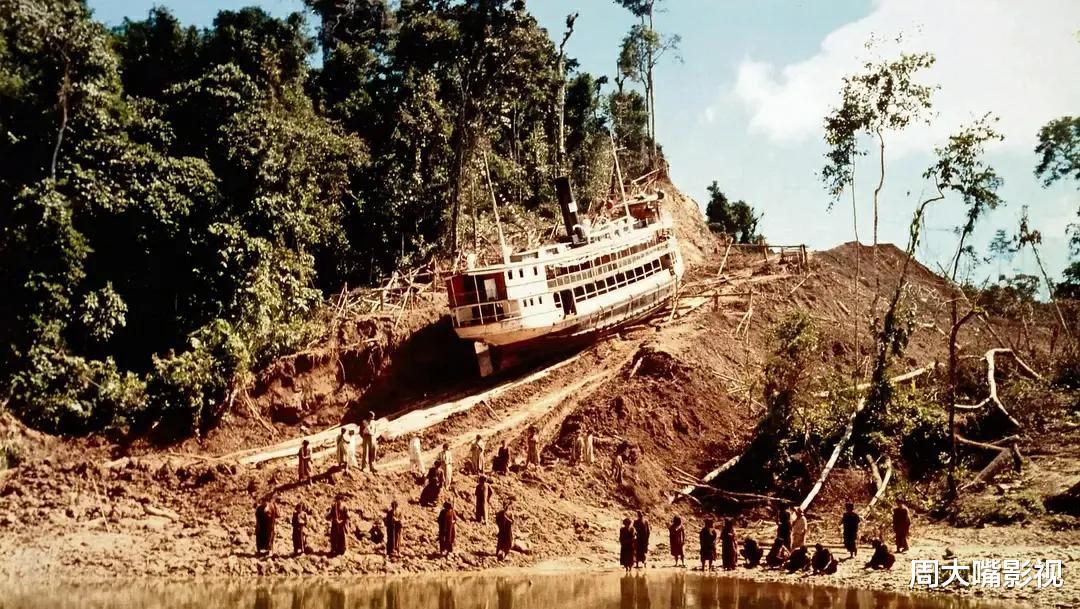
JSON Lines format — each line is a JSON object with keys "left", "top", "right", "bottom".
{"left": 88, "top": 0, "right": 1080, "bottom": 287}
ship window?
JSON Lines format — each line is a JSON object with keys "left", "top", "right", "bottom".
{"left": 483, "top": 278, "right": 498, "bottom": 301}
{"left": 574, "top": 286, "right": 584, "bottom": 297}
{"left": 533, "top": 266, "right": 538, "bottom": 275}
{"left": 519, "top": 269, "right": 524, "bottom": 278}
{"left": 506, "top": 271, "right": 512, "bottom": 279}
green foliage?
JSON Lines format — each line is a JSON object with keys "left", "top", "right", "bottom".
{"left": 704, "top": 182, "right": 761, "bottom": 243}
{"left": 1034, "top": 115, "right": 1079, "bottom": 290}
{"left": 952, "top": 489, "right": 1045, "bottom": 528}
{"left": 0, "top": 1, "right": 641, "bottom": 439}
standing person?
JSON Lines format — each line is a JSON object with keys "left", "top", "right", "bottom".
{"left": 291, "top": 503, "right": 308, "bottom": 556}
{"left": 776, "top": 507, "right": 792, "bottom": 550}
{"left": 437, "top": 501, "right": 457, "bottom": 556}
{"left": 892, "top": 500, "right": 911, "bottom": 552}
{"left": 791, "top": 507, "right": 807, "bottom": 549}
{"left": 610, "top": 452, "right": 625, "bottom": 485}
{"left": 633, "top": 511, "right": 650, "bottom": 568}
{"left": 740, "top": 538, "right": 763, "bottom": 568}
{"left": 619, "top": 518, "right": 636, "bottom": 574}
{"left": 720, "top": 519, "right": 737, "bottom": 571}
{"left": 841, "top": 502, "right": 861, "bottom": 559}
{"left": 668, "top": 516, "right": 686, "bottom": 567}
{"left": 384, "top": 501, "right": 402, "bottom": 560}
{"left": 336, "top": 427, "right": 349, "bottom": 474}
{"left": 495, "top": 504, "right": 514, "bottom": 560}
{"left": 438, "top": 443, "right": 454, "bottom": 487}
{"left": 328, "top": 494, "right": 349, "bottom": 556}
{"left": 811, "top": 543, "right": 838, "bottom": 575}
{"left": 346, "top": 428, "right": 359, "bottom": 471}
{"left": 699, "top": 519, "right": 717, "bottom": 572}
{"left": 419, "top": 464, "right": 444, "bottom": 507}
{"left": 297, "top": 440, "right": 312, "bottom": 484}
{"left": 469, "top": 435, "right": 485, "bottom": 474}
{"left": 361, "top": 411, "right": 378, "bottom": 472}
{"left": 526, "top": 428, "right": 540, "bottom": 468}
{"left": 493, "top": 440, "right": 511, "bottom": 474}
{"left": 572, "top": 433, "right": 585, "bottom": 465}
{"left": 584, "top": 432, "right": 595, "bottom": 464}
{"left": 409, "top": 434, "right": 425, "bottom": 477}
{"left": 255, "top": 496, "right": 278, "bottom": 556}
{"left": 475, "top": 475, "right": 493, "bottom": 523}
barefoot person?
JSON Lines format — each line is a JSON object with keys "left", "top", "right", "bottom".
{"left": 438, "top": 443, "right": 454, "bottom": 487}
{"left": 336, "top": 428, "right": 349, "bottom": 474}
{"left": 776, "top": 506, "right": 792, "bottom": 550}
{"left": 668, "top": 515, "right": 686, "bottom": 567}
{"left": 419, "top": 464, "right": 444, "bottom": 507}
{"left": 841, "top": 502, "right": 861, "bottom": 559}
{"left": 255, "top": 496, "right": 278, "bottom": 556}
{"left": 384, "top": 501, "right": 402, "bottom": 560}
{"left": 584, "top": 432, "right": 595, "bottom": 464}
{"left": 633, "top": 511, "right": 650, "bottom": 568}
{"left": 327, "top": 494, "right": 349, "bottom": 556}
{"left": 360, "top": 411, "right": 378, "bottom": 472}
{"left": 791, "top": 507, "right": 807, "bottom": 548}
{"left": 720, "top": 519, "right": 737, "bottom": 571}
{"left": 495, "top": 504, "right": 514, "bottom": 560}
{"left": 785, "top": 545, "right": 810, "bottom": 573}
{"left": 741, "top": 538, "right": 763, "bottom": 568}
{"left": 699, "top": 518, "right": 717, "bottom": 571}
{"left": 812, "top": 543, "right": 838, "bottom": 575}
{"left": 469, "top": 435, "right": 486, "bottom": 474}
{"left": 619, "top": 518, "right": 636, "bottom": 574}
{"left": 475, "top": 475, "right": 493, "bottom": 523}
{"left": 291, "top": 503, "right": 307, "bottom": 555}
{"left": 493, "top": 440, "right": 511, "bottom": 474}
{"left": 526, "top": 428, "right": 540, "bottom": 468}
{"left": 765, "top": 537, "right": 789, "bottom": 569}
{"left": 892, "top": 500, "right": 911, "bottom": 552}
{"left": 437, "top": 500, "right": 457, "bottom": 556}
{"left": 865, "top": 538, "right": 896, "bottom": 570}
{"left": 297, "top": 440, "right": 312, "bottom": 484}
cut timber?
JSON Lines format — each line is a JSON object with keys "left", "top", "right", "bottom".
{"left": 863, "top": 458, "right": 892, "bottom": 517}
{"left": 669, "top": 453, "right": 742, "bottom": 504}
{"left": 800, "top": 398, "right": 865, "bottom": 511}
{"left": 226, "top": 351, "right": 586, "bottom": 466}
{"left": 812, "top": 363, "right": 937, "bottom": 399}
{"left": 954, "top": 349, "right": 1039, "bottom": 429}
{"left": 958, "top": 433, "right": 1023, "bottom": 491}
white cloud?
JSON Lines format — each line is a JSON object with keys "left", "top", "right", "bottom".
{"left": 732, "top": 0, "right": 1080, "bottom": 155}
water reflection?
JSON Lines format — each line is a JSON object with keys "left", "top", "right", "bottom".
{"left": 0, "top": 572, "right": 1005, "bottom": 609}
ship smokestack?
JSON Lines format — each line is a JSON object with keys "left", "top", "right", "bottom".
{"left": 554, "top": 176, "right": 584, "bottom": 246}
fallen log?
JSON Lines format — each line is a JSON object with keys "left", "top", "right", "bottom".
{"left": 863, "top": 458, "right": 892, "bottom": 517}
{"left": 800, "top": 398, "right": 865, "bottom": 511}
{"left": 813, "top": 363, "right": 937, "bottom": 399}
{"left": 668, "top": 453, "right": 743, "bottom": 504}
{"left": 956, "top": 433, "right": 1023, "bottom": 491}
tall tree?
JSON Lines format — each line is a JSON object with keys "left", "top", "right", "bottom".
{"left": 1034, "top": 115, "right": 1080, "bottom": 297}
{"left": 705, "top": 182, "right": 761, "bottom": 244}
{"left": 614, "top": 0, "right": 679, "bottom": 162}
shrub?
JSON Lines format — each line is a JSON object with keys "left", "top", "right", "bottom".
{"left": 952, "top": 489, "right": 1045, "bottom": 527}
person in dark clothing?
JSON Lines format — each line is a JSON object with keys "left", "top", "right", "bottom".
{"left": 841, "top": 502, "right": 861, "bottom": 558}
{"left": 437, "top": 501, "right": 457, "bottom": 556}
{"left": 419, "top": 465, "right": 444, "bottom": 507}
{"left": 865, "top": 539, "right": 896, "bottom": 570}
{"left": 765, "top": 537, "right": 789, "bottom": 569}
{"left": 633, "top": 512, "right": 650, "bottom": 568}
{"left": 495, "top": 506, "right": 514, "bottom": 560}
{"left": 668, "top": 516, "right": 686, "bottom": 567}
{"left": 492, "top": 440, "right": 511, "bottom": 474}
{"left": 720, "top": 519, "right": 738, "bottom": 570}
{"left": 892, "top": 501, "right": 911, "bottom": 552}
{"left": 699, "top": 519, "right": 717, "bottom": 571}
{"left": 785, "top": 545, "right": 811, "bottom": 573}
{"left": 327, "top": 495, "right": 349, "bottom": 556}
{"left": 475, "top": 475, "right": 494, "bottom": 523}
{"left": 619, "top": 518, "right": 636, "bottom": 574}
{"left": 384, "top": 501, "right": 402, "bottom": 559}
{"left": 291, "top": 503, "right": 308, "bottom": 555}
{"left": 255, "top": 496, "right": 278, "bottom": 556}
{"left": 741, "top": 538, "right": 763, "bottom": 568}
{"left": 776, "top": 507, "right": 792, "bottom": 550}
{"left": 811, "top": 543, "right": 838, "bottom": 574}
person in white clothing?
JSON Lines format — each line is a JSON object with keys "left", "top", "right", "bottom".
{"left": 438, "top": 443, "right": 453, "bottom": 487}
{"left": 409, "top": 435, "right": 425, "bottom": 477}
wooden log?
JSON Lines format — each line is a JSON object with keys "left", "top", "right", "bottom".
{"left": 812, "top": 363, "right": 936, "bottom": 399}
{"left": 800, "top": 398, "right": 865, "bottom": 511}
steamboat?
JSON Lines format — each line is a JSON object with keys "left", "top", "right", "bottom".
{"left": 446, "top": 177, "right": 684, "bottom": 368}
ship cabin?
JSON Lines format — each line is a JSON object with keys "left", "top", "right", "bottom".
{"left": 445, "top": 213, "right": 680, "bottom": 341}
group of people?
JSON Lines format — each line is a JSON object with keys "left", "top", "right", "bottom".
{"left": 618, "top": 501, "right": 913, "bottom": 576}
{"left": 254, "top": 491, "right": 518, "bottom": 561}
{"left": 295, "top": 412, "right": 380, "bottom": 484}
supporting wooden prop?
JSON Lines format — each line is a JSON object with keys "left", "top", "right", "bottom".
{"left": 956, "top": 433, "right": 1023, "bottom": 491}
{"left": 812, "top": 363, "right": 937, "bottom": 399}
{"left": 669, "top": 453, "right": 742, "bottom": 504}
{"left": 863, "top": 457, "right": 892, "bottom": 517}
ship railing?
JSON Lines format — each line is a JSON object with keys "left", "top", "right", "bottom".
{"left": 547, "top": 237, "right": 673, "bottom": 289}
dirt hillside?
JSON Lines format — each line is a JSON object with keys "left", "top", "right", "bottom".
{"left": 0, "top": 181, "right": 1076, "bottom": 609}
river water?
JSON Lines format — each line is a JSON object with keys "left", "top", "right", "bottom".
{"left": 0, "top": 572, "right": 1011, "bottom": 609}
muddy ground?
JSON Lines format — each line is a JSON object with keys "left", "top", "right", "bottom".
{"left": 1, "top": 183, "right": 1077, "bottom": 609}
